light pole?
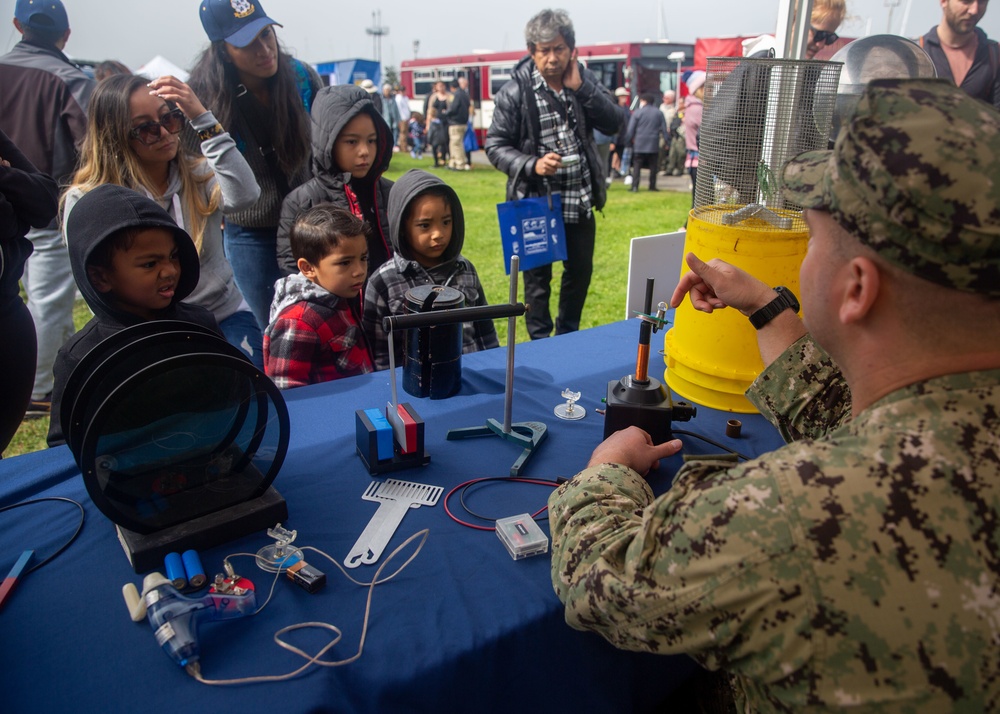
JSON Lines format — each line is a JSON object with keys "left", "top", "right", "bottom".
{"left": 366, "top": 11, "right": 389, "bottom": 64}
{"left": 668, "top": 51, "right": 685, "bottom": 110}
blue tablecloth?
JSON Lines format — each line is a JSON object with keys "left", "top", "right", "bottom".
{"left": 0, "top": 319, "right": 784, "bottom": 713}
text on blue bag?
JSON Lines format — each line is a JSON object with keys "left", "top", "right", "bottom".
{"left": 496, "top": 194, "right": 568, "bottom": 275}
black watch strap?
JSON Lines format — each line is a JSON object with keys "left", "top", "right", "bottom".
{"left": 749, "top": 286, "right": 800, "bottom": 330}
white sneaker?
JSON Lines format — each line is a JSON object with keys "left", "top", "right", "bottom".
{"left": 624, "top": 175, "right": 633, "bottom": 186}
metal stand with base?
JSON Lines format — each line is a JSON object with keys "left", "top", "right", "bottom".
{"left": 445, "top": 256, "right": 547, "bottom": 476}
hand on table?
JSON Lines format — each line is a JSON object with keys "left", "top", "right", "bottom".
{"left": 586, "top": 426, "right": 683, "bottom": 476}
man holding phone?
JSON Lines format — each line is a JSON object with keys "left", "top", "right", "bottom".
{"left": 486, "top": 8, "right": 624, "bottom": 339}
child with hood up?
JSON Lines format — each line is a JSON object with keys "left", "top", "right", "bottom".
{"left": 363, "top": 169, "right": 499, "bottom": 370}
{"left": 48, "top": 184, "right": 217, "bottom": 446}
{"left": 277, "top": 84, "right": 394, "bottom": 277}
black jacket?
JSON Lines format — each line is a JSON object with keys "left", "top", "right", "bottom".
{"left": 445, "top": 87, "right": 471, "bottom": 125}
{"left": 277, "top": 85, "right": 394, "bottom": 275}
{"left": 0, "top": 129, "right": 58, "bottom": 301}
{"left": 625, "top": 102, "right": 669, "bottom": 154}
{"left": 48, "top": 185, "right": 217, "bottom": 446}
{"left": 485, "top": 55, "right": 624, "bottom": 210}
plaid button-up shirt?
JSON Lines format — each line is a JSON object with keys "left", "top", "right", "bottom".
{"left": 531, "top": 66, "right": 593, "bottom": 223}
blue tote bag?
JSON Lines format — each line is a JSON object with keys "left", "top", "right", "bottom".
{"left": 496, "top": 191, "right": 567, "bottom": 275}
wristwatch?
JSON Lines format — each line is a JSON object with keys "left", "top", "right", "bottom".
{"left": 749, "top": 286, "right": 799, "bottom": 330}
{"left": 197, "top": 123, "right": 225, "bottom": 142}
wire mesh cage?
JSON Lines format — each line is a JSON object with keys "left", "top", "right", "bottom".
{"left": 694, "top": 57, "right": 843, "bottom": 231}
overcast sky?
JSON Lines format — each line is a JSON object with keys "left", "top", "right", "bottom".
{"left": 2, "top": 0, "right": 999, "bottom": 72}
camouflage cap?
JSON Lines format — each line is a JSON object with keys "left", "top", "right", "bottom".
{"left": 782, "top": 78, "right": 1000, "bottom": 296}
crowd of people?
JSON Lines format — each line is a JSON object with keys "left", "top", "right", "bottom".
{"left": 0, "top": 0, "right": 510, "bottom": 452}
{"left": 3, "top": 0, "right": 1000, "bottom": 711}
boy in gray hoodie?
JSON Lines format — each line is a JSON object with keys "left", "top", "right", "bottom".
{"left": 363, "top": 169, "right": 498, "bottom": 370}
{"left": 277, "top": 85, "right": 393, "bottom": 277}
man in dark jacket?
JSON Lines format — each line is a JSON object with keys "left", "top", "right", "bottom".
{"left": 0, "top": 0, "right": 94, "bottom": 417}
{"left": 922, "top": 0, "right": 999, "bottom": 109}
{"left": 446, "top": 76, "right": 472, "bottom": 170}
{"left": 485, "top": 8, "right": 624, "bottom": 339}
{"left": 625, "top": 92, "right": 668, "bottom": 192}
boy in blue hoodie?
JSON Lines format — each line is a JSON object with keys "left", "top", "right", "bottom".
{"left": 277, "top": 85, "right": 394, "bottom": 277}
{"left": 47, "top": 184, "right": 217, "bottom": 446}
{"left": 363, "top": 169, "right": 499, "bottom": 370}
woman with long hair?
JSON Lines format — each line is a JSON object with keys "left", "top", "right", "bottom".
{"left": 62, "top": 72, "right": 264, "bottom": 367}
{"left": 425, "top": 81, "right": 451, "bottom": 168}
{"left": 188, "top": 0, "right": 321, "bottom": 331}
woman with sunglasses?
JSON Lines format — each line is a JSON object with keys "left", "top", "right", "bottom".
{"left": 188, "top": 0, "right": 321, "bottom": 332}
{"left": 61, "top": 73, "right": 264, "bottom": 368}
{"left": 806, "top": 0, "right": 846, "bottom": 59}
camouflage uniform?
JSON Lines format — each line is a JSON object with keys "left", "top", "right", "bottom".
{"left": 548, "top": 80, "right": 1000, "bottom": 713}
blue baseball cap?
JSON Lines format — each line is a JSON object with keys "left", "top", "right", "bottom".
{"left": 199, "top": 0, "right": 282, "bottom": 48}
{"left": 14, "top": 0, "right": 69, "bottom": 32}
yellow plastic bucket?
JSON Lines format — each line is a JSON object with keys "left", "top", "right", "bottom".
{"left": 664, "top": 205, "right": 808, "bottom": 413}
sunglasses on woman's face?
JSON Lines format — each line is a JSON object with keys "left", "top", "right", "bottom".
{"left": 128, "top": 108, "right": 186, "bottom": 146}
{"left": 811, "top": 27, "right": 839, "bottom": 46}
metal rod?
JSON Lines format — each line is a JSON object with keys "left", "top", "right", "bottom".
{"left": 387, "top": 328, "right": 398, "bottom": 408}
{"left": 635, "top": 278, "right": 654, "bottom": 383}
{"left": 503, "top": 256, "right": 519, "bottom": 434}
{"left": 383, "top": 302, "right": 525, "bottom": 333}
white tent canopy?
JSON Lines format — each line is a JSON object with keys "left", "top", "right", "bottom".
{"left": 135, "top": 55, "right": 190, "bottom": 82}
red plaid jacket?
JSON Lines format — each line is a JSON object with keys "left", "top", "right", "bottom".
{"left": 264, "top": 274, "right": 373, "bottom": 389}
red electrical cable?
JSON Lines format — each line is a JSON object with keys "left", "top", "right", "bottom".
{"left": 443, "top": 477, "right": 560, "bottom": 530}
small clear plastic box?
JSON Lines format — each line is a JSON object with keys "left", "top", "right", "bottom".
{"left": 496, "top": 514, "right": 549, "bottom": 560}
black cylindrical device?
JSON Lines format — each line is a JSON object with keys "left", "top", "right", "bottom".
{"left": 402, "top": 285, "right": 465, "bottom": 399}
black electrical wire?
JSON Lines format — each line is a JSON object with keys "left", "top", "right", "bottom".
{"left": 671, "top": 429, "right": 752, "bottom": 461}
{"left": 459, "top": 477, "right": 558, "bottom": 523}
{"left": 444, "top": 477, "right": 560, "bottom": 530}
{"left": 0, "top": 496, "right": 86, "bottom": 573}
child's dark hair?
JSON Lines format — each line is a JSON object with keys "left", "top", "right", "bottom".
{"left": 291, "top": 204, "right": 371, "bottom": 266}
{"left": 86, "top": 227, "right": 141, "bottom": 271}
{"left": 401, "top": 186, "right": 454, "bottom": 229}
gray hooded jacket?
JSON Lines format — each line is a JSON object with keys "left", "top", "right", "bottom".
{"left": 362, "top": 169, "right": 498, "bottom": 370}
{"left": 277, "top": 85, "right": 394, "bottom": 275}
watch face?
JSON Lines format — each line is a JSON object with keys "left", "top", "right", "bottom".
{"left": 67, "top": 324, "right": 289, "bottom": 535}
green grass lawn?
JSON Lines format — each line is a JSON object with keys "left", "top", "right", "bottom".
{"left": 5, "top": 155, "right": 690, "bottom": 457}
{"left": 386, "top": 154, "right": 690, "bottom": 344}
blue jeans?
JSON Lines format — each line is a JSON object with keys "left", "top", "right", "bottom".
{"left": 223, "top": 223, "right": 283, "bottom": 332}
{"left": 22, "top": 226, "right": 76, "bottom": 398}
{"left": 219, "top": 308, "right": 265, "bottom": 371}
